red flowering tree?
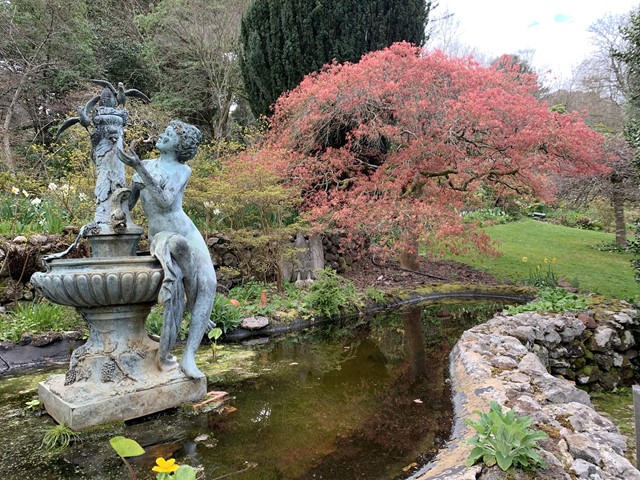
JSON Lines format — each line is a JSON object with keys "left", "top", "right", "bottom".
{"left": 264, "top": 43, "right": 607, "bottom": 267}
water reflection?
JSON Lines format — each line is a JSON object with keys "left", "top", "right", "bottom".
{"left": 0, "top": 299, "right": 510, "bottom": 480}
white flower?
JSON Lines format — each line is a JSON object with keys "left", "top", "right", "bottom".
{"left": 22, "top": 189, "right": 29, "bottom": 197}
{"left": 30, "top": 197, "right": 42, "bottom": 206}
{"left": 213, "top": 208, "right": 221, "bottom": 216}
{"left": 203, "top": 201, "right": 212, "bottom": 208}
{"left": 79, "top": 193, "right": 88, "bottom": 201}
{"left": 48, "top": 182, "right": 57, "bottom": 191}
{"left": 10, "top": 186, "right": 19, "bottom": 195}
{"left": 59, "top": 184, "right": 71, "bottom": 194}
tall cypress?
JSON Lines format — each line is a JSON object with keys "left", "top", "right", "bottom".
{"left": 240, "top": 0, "right": 432, "bottom": 117}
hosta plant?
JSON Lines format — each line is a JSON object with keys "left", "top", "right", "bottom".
{"left": 465, "top": 401, "right": 548, "bottom": 471}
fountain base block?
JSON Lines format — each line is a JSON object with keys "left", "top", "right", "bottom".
{"left": 38, "top": 372, "right": 206, "bottom": 430}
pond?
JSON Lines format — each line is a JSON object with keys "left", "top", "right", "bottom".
{"left": 0, "top": 299, "right": 513, "bottom": 480}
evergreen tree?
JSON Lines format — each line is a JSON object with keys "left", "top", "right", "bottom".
{"left": 240, "top": 0, "right": 433, "bottom": 117}
{"left": 614, "top": 8, "right": 640, "bottom": 152}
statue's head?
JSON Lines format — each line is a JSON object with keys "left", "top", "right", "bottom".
{"left": 168, "top": 120, "right": 202, "bottom": 163}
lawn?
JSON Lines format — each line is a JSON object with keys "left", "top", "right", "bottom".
{"left": 452, "top": 218, "right": 638, "bottom": 300}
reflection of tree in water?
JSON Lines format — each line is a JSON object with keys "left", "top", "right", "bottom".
{"left": 298, "top": 301, "right": 507, "bottom": 480}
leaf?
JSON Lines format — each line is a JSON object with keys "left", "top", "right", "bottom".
{"left": 109, "top": 436, "right": 145, "bottom": 458}
{"left": 174, "top": 465, "right": 197, "bottom": 480}
{"left": 496, "top": 451, "right": 513, "bottom": 471}
{"left": 208, "top": 327, "right": 223, "bottom": 340}
{"left": 465, "top": 446, "right": 485, "bottom": 466}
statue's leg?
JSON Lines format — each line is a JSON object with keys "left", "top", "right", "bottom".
{"left": 157, "top": 298, "right": 179, "bottom": 369}
{"left": 180, "top": 267, "right": 216, "bottom": 379}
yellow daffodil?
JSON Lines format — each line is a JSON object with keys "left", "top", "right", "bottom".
{"left": 552, "top": 257, "right": 557, "bottom": 263}
{"left": 543, "top": 257, "right": 548, "bottom": 263}
{"left": 152, "top": 457, "right": 179, "bottom": 474}
{"left": 522, "top": 256, "right": 528, "bottom": 262}
{"left": 10, "top": 186, "right": 19, "bottom": 195}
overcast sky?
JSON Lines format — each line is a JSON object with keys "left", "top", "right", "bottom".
{"left": 431, "top": 1, "right": 639, "bottom": 86}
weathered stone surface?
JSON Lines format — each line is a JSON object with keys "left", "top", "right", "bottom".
{"left": 240, "top": 315, "right": 270, "bottom": 330}
{"left": 39, "top": 372, "right": 206, "bottom": 430}
{"left": 571, "top": 458, "right": 597, "bottom": 479}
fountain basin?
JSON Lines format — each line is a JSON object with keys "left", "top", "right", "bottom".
{"left": 31, "top": 256, "right": 163, "bottom": 308}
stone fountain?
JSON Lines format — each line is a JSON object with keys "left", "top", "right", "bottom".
{"left": 31, "top": 82, "right": 207, "bottom": 430}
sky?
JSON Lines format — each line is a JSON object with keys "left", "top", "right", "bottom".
{"left": 432, "top": 0, "right": 640, "bottom": 86}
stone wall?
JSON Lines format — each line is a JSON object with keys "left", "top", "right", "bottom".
{"left": 416, "top": 306, "right": 640, "bottom": 480}
{"left": 0, "top": 230, "right": 363, "bottom": 303}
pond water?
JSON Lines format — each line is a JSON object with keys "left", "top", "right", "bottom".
{"left": 0, "top": 299, "right": 512, "bottom": 480}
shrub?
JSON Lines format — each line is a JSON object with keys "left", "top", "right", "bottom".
{"left": 307, "top": 268, "right": 361, "bottom": 318}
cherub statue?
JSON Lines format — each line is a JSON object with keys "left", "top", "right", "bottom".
{"left": 117, "top": 121, "right": 216, "bottom": 379}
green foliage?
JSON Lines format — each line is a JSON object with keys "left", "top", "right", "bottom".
{"left": 0, "top": 171, "right": 94, "bottom": 234}
{"left": 240, "top": 0, "right": 433, "bottom": 117}
{"left": 505, "top": 288, "right": 588, "bottom": 314}
{"left": 145, "top": 306, "right": 190, "bottom": 340}
{"left": 0, "top": 301, "right": 84, "bottom": 343}
{"left": 523, "top": 259, "right": 559, "bottom": 288}
{"left": 629, "top": 222, "right": 640, "bottom": 283}
{"left": 41, "top": 423, "right": 81, "bottom": 453}
{"left": 226, "top": 281, "right": 310, "bottom": 321}
{"left": 307, "top": 268, "right": 360, "bottom": 318}
{"left": 465, "top": 401, "right": 548, "bottom": 471}
{"left": 210, "top": 295, "right": 242, "bottom": 333}
{"left": 25, "top": 399, "right": 42, "bottom": 412}
{"left": 364, "top": 287, "right": 389, "bottom": 304}
{"left": 591, "top": 240, "right": 628, "bottom": 253}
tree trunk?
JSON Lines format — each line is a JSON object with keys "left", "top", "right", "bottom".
{"left": 401, "top": 305, "right": 427, "bottom": 382}
{"left": 612, "top": 188, "right": 627, "bottom": 246}
{"left": 0, "top": 72, "right": 28, "bottom": 171}
{"left": 399, "top": 233, "right": 420, "bottom": 270}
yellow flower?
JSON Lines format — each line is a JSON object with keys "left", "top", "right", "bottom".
{"left": 543, "top": 257, "right": 548, "bottom": 263}
{"left": 10, "top": 186, "right": 19, "bottom": 195}
{"left": 152, "top": 457, "right": 179, "bottom": 474}
{"left": 522, "top": 256, "right": 528, "bottom": 263}
{"left": 552, "top": 257, "right": 557, "bottom": 263}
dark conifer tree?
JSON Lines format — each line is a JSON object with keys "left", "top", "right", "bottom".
{"left": 240, "top": 0, "right": 433, "bottom": 117}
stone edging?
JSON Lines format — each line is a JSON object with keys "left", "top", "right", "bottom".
{"left": 414, "top": 307, "right": 640, "bottom": 480}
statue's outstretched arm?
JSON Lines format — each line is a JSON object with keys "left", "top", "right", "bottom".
{"left": 116, "top": 145, "right": 186, "bottom": 208}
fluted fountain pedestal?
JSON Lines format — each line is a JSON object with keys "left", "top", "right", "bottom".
{"left": 32, "top": 246, "right": 206, "bottom": 430}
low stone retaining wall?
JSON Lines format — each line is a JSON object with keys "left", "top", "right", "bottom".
{"left": 417, "top": 305, "right": 640, "bottom": 480}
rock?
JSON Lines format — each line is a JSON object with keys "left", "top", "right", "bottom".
{"left": 612, "top": 312, "right": 634, "bottom": 325}
{"left": 578, "top": 313, "right": 597, "bottom": 329}
{"left": 592, "top": 327, "right": 617, "bottom": 352}
{"left": 240, "top": 316, "right": 269, "bottom": 330}
{"left": 12, "top": 235, "right": 27, "bottom": 244}
{"left": 27, "top": 234, "right": 48, "bottom": 245}
{"left": 571, "top": 458, "right": 597, "bottom": 479}
{"left": 30, "top": 332, "right": 63, "bottom": 347}
{"left": 491, "top": 355, "right": 518, "bottom": 370}
{"left": 517, "top": 352, "right": 548, "bottom": 376}
{"left": 599, "top": 446, "right": 640, "bottom": 479}
{"left": 563, "top": 432, "right": 601, "bottom": 464}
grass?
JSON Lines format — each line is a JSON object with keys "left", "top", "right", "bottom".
{"left": 450, "top": 219, "right": 638, "bottom": 300}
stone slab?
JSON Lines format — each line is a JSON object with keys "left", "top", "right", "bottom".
{"left": 39, "top": 374, "right": 206, "bottom": 430}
